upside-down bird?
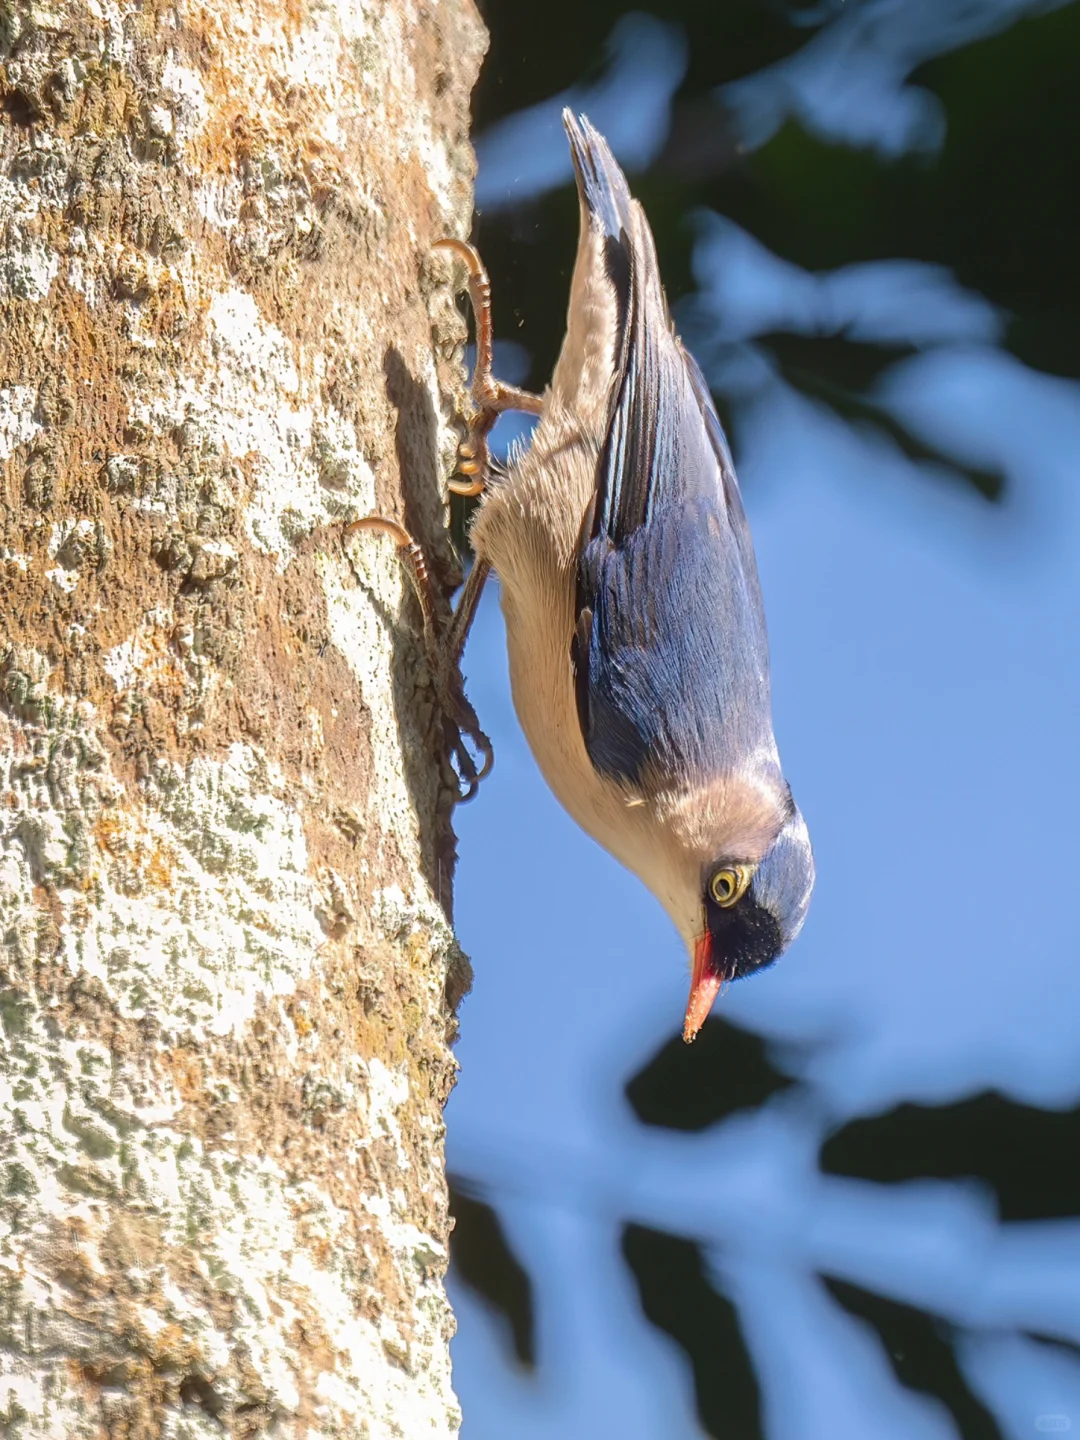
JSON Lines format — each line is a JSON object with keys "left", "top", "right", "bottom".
{"left": 351, "top": 112, "right": 814, "bottom": 1041}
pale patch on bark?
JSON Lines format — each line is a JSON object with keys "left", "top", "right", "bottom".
{"left": 318, "top": 549, "right": 428, "bottom": 886}
{"left": 0, "top": 386, "right": 40, "bottom": 460}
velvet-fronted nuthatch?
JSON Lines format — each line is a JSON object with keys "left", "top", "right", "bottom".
{"left": 350, "top": 112, "right": 814, "bottom": 1041}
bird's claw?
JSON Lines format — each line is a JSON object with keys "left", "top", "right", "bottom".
{"left": 434, "top": 237, "right": 543, "bottom": 501}
{"left": 343, "top": 514, "right": 491, "bottom": 804}
{"left": 442, "top": 682, "right": 493, "bottom": 804}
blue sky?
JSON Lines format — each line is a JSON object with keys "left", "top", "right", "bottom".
{"left": 444, "top": 6, "right": 1080, "bottom": 1436}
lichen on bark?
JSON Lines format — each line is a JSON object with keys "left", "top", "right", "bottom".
{"left": 0, "top": 0, "right": 486, "bottom": 1434}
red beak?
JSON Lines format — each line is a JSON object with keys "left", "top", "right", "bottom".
{"left": 683, "top": 932, "right": 726, "bottom": 1043}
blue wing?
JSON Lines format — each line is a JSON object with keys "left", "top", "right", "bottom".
{"left": 564, "top": 114, "right": 774, "bottom": 787}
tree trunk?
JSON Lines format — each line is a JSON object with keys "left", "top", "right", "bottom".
{"left": 0, "top": 0, "right": 485, "bottom": 1433}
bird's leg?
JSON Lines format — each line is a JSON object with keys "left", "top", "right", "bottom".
{"left": 434, "top": 237, "right": 544, "bottom": 497}
{"left": 447, "top": 555, "right": 491, "bottom": 667}
{"left": 343, "top": 516, "right": 493, "bottom": 800}
{"left": 337, "top": 240, "right": 536, "bottom": 797}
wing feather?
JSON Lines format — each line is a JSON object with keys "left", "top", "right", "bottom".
{"left": 564, "top": 118, "right": 775, "bottom": 787}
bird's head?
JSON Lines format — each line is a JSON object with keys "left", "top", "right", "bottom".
{"left": 624, "top": 772, "right": 813, "bottom": 1042}
{"left": 680, "top": 800, "right": 814, "bottom": 1041}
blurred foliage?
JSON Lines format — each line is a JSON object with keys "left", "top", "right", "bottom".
{"left": 450, "top": 0, "right": 1080, "bottom": 1422}
{"left": 756, "top": 333, "right": 1007, "bottom": 498}
{"left": 448, "top": 1178, "right": 536, "bottom": 1366}
{"left": 823, "top": 1278, "right": 1004, "bottom": 1440}
{"left": 625, "top": 1014, "right": 795, "bottom": 1130}
{"left": 822, "top": 1091, "right": 1080, "bottom": 1220}
{"left": 474, "top": 0, "right": 826, "bottom": 118}
{"left": 469, "top": 0, "right": 1080, "bottom": 499}
{"left": 735, "top": 4, "right": 1080, "bottom": 379}
{"left": 623, "top": 1225, "right": 763, "bottom": 1440}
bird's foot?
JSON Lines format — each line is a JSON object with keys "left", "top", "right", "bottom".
{"left": 343, "top": 515, "right": 493, "bottom": 801}
{"left": 434, "top": 237, "right": 544, "bottom": 498}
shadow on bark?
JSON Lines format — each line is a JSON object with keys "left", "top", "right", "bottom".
{"left": 381, "top": 344, "right": 464, "bottom": 919}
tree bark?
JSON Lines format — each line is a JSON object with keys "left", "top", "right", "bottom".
{"left": 0, "top": 0, "right": 485, "bottom": 1434}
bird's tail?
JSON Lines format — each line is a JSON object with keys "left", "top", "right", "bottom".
{"left": 562, "top": 109, "right": 633, "bottom": 252}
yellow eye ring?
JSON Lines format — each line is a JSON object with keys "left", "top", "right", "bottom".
{"left": 708, "top": 865, "right": 752, "bottom": 908}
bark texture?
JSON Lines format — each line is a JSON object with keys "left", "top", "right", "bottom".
{"left": 0, "top": 0, "right": 485, "bottom": 1433}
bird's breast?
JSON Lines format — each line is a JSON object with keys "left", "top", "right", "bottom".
{"left": 469, "top": 426, "right": 700, "bottom": 941}
{"left": 470, "top": 425, "right": 602, "bottom": 838}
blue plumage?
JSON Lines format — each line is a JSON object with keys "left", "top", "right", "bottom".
{"left": 565, "top": 116, "right": 776, "bottom": 789}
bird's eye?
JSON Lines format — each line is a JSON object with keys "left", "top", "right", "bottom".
{"left": 708, "top": 865, "right": 751, "bottom": 908}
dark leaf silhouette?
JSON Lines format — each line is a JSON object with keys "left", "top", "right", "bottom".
{"left": 824, "top": 1276, "right": 1003, "bottom": 1440}
{"left": 448, "top": 1178, "right": 536, "bottom": 1367}
{"left": 623, "top": 1224, "right": 763, "bottom": 1440}
{"left": 821, "top": 1092, "right": 1080, "bottom": 1221}
{"left": 626, "top": 1016, "right": 797, "bottom": 1132}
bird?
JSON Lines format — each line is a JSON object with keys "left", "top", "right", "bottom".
{"left": 352, "top": 111, "right": 814, "bottom": 1041}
